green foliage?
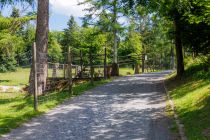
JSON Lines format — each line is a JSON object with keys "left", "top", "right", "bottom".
{"left": 10, "top": 7, "right": 20, "bottom": 18}
{"left": 61, "top": 16, "right": 109, "bottom": 64}
{"left": 80, "top": 27, "right": 106, "bottom": 50}
{"left": 82, "top": 0, "right": 128, "bottom": 64}
{"left": 0, "top": 32, "right": 25, "bottom": 72}
{"left": 127, "top": 31, "right": 142, "bottom": 54}
{"left": 48, "top": 32, "right": 63, "bottom": 63}
{"left": 62, "top": 16, "right": 79, "bottom": 49}
{"left": 122, "top": 0, "right": 210, "bottom": 72}
{"left": 184, "top": 55, "right": 210, "bottom": 79}
{"left": 0, "top": 10, "right": 35, "bottom": 72}
{"left": 182, "top": 0, "right": 210, "bottom": 25}
{"left": 0, "top": 16, "right": 35, "bottom": 32}
{"left": 119, "top": 22, "right": 142, "bottom": 64}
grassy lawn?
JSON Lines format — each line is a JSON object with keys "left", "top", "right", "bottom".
{"left": 0, "top": 68, "right": 30, "bottom": 86}
{"left": 166, "top": 71, "right": 210, "bottom": 140}
{"left": 0, "top": 79, "right": 112, "bottom": 136}
{"left": 0, "top": 67, "right": 135, "bottom": 87}
{"left": 119, "top": 67, "right": 135, "bottom": 76}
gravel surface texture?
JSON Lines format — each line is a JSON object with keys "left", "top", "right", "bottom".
{"left": 1, "top": 71, "right": 178, "bottom": 140}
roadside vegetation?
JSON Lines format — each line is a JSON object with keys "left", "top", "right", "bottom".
{"left": 166, "top": 56, "right": 210, "bottom": 140}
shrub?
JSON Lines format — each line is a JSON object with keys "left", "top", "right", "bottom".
{"left": 184, "top": 55, "right": 210, "bottom": 79}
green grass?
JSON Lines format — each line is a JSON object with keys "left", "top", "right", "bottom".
{"left": 0, "top": 67, "right": 136, "bottom": 87}
{"left": 165, "top": 100, "right": 179, "bottom": 135}
{"left": 166, "top": 70, "right": 210, "bottom": 140}
{"left": 119, "top": 67, "right": 135, "bottom": 76}
{"left": 0, "top": 68, "right": 30, "bottom": 86}
{"left": 0, "top": 79, "right": 112, "bottom": 136}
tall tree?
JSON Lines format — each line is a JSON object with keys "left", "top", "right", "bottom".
{"left": 10, "top": 7, "right": 20, "bottom": 18}
{"left": 82, "top": 0, "right": 128, "bottom": 76}
{"left": 30, "top": 0, "right": 49, "bottom": 94}
{"left": 121, "top": 22, "right": 142, "bottom": 74}
{"left": 62, "top": 16, "right": 79, "bottom": 53}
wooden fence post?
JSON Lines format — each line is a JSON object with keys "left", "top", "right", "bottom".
{"left": 142, "top": 53, "right": 145, "bottom": 73}
{"left": 33, "top": 42, "right": 38, "bottom": 111}
{"left": 68, "top": 47, "right": 73, "bottom": 94}
{"left": 104, "top": 46, "right": 107, "bottom": 79}
{"left": 80, "top": 50, "right": 83, "bottom": 78}
{"left": 89, "top": 48, "right": 94, "bottom": 85}
{"left": 75, "top": 66, "right": 77, "bottom": 78}
{"left": 63, "top": 64, "right": 66, "bottom": 78}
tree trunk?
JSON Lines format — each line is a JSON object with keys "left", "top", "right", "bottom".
{"left": 29, "top": 0, "right": 49, "bottom": 95}
{"left": 111, "top": 0, "right": 119, "bottom": 76}
{"left": 134, "top": 64, "right": 140, "bottom": 74}
{"left": 170, "top": 46, "right": 175, "bottom": 70}
{"left": 174, "top": 19, "right": 184, "bottom": 76}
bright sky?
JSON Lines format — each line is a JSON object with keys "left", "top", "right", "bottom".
{"left": 1, "top": 0, "right": 87, "bottom": 31}
{"left": 1, "top": 0, "right": 127, "bottom": 31}
{"left": 49, "top": 0, "right": 88, "bottom": 30}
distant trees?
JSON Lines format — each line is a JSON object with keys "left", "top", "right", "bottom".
{"left": 82, "top": 0, "right": 182, "bottom": 74}
{"left": 120, "top": 20, "right": 142, "bottom": 74}
{"left": 81, "top": 0, "right": 130, "bottom": 76}
{"left": 62, "top": 16, "right": 80, "bottom": 57}
{"left": 0, "top": 7, "right": 35, "bottom": 72}
{"left": 120, "top": 0, "right": 210, "bottom": 76}
{"left": 62, "top": 16, "right": 107, "bottom": 58}
{"left": 48, "top": 32, "right": 63, "bottom": 63}
{"left": 10, "top": 7, "right": 20, "bottom": 18}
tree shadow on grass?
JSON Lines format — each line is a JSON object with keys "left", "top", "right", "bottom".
{"left": 166, "top": 75, "right": 210, "bottom": 100}
{"left": 166, "top": 71, "right": 210, "bottom": 139}
{"left": 0, "top": 111, "right": 41, "bottom": 135}
{"left": 177, "top": 94, "right": 210, "bottom": 140}
{"left": 0, "top": 80, "right": 10, "bottom": 84}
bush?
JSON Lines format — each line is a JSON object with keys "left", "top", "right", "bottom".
{"left": 0, "top": 56, "right": 16, "bottom": 72}
{"left": 184, "top": 55, "right": 210, "bottom": 79}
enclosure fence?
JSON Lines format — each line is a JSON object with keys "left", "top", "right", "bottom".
{"left": 0, "top": 41, "right": 169, "bottom": 113}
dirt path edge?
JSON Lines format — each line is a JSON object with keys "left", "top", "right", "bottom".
{"left": 162, "top": 79, "right": 188, "bottom": 140}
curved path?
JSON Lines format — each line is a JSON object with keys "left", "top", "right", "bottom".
{"left": 1, "top": 71, "right": 178, "bottom": 140}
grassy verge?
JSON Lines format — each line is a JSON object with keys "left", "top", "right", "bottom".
{"left": 166, "top": 68, "right": 210, "bottom": 139}
{"left": 119, "top": 67, "right": 134, "bottom": 76}
{"left": 165, "top": 100, "right": 179, "bottom": 135}
{"left": 0, "top": 78, "right": 112, "bottom": 136}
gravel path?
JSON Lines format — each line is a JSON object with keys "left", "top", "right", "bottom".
{"left": 1, "top": 71, "right": 178, "bottom": 140}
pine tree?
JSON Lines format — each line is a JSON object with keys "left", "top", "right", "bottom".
{"left": 82, "top": 0, "right": 129, "bottom": 76}
{"left": 10, "top": 7, "right": 20, "bottom": 18}
{"left": 62, "top": 16, "right": 79, "bottom": 51}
